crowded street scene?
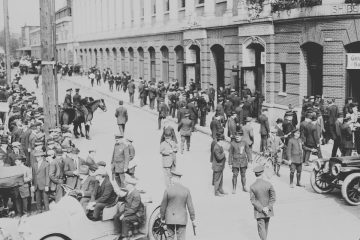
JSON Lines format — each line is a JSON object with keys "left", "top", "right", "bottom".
{"left": 1, "top": 0, "right": 360, "bottom": 240}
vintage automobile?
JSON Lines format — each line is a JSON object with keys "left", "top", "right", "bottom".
{"left": 310, "top": 156, "right": 360, "bottom": 206}
{"left": 1, "top": 181, "right": 169, "bottom": 240}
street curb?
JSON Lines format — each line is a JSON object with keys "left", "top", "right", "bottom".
{"left": 64, "top": 77, "right": 213, "bottom": 136}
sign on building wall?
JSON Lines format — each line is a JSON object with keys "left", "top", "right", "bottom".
{"left": 347, "top": 53, "right": 360, "bottom": 69}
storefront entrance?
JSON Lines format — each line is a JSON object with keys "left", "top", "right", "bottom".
{"left": 302, "top": 42, "right": 323, "bottom": 97}
{"left": 211, "top": 44, "right": 225, "bottom": 89}
{"left": 185, "top": 45, "right": 201, "bottom": 89}
{"left": 345, "top": 42, "right": 360, "bottom": 103}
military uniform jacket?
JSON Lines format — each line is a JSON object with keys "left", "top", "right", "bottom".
{"left": 250, "top": 178, "right": 276, "bottom": 219}
{"left": 160, "top": 183, "right": 195, "bottom": 225}
{"left": 160, "top": 140, "right": 177, "bottom": 168}
{"left": 178, "top": 118, "right": 193, "bottom": 137}
{"left": 287, "top": 137, "right": 303, "bottom": 164}
{"left": 211, "top": 142, "right": 226, "bottom": 172}
{"left": 73, "top": 93, "right": 81, "bottom": 106}
{"left": 111, "top": 143, "right": 130, "bottom": 173}
{"left": 228, "top": 140, "right": 252, "bottom": 168}
{"left": 63, "top": 94, "right": 72, "bottom": 108}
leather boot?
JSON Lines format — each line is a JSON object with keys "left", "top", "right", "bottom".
{"left": 290, "top": 173, "right": 294, "bottom": 188}
{"left": 276, "top": 164, "right": 281, "bottom": 177}
{"left": 232, "top": 176, "right": 237, "bottom": 194}
{"left": 297, "top": 173, "right": 305, "bottom": 187}
{"left": 241, "top": 176, "right": 248, "bottom": 192}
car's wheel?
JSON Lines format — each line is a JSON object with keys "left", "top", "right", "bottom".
{"left": 310, "top": 170, "right": 334, "bottom": 194}
{"left": 41, "top": 234, "right": 69, "bottom": 240}
{"left": 148, "top": 207, "right": 175, "bottom": 240}
{"left": 341, "top": 173, "right": 360, "bottom": 206}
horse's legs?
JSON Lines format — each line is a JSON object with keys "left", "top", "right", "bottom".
{"left": 79, "top": 123, "right": 85, "bottom": 137}
{"left": 73, "top": 123, "right": 79, "bottom": 138}
{"left": 85, "top": 124, "right": 91, "bottom": 140}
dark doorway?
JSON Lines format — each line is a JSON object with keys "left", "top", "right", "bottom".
{"left": 188, "top": 45, "right": 201, "bottom": 89}
{"left": 160, "top": 46, "right": 169, "bottom": 83}
{"left": 112, "top": 48, "right": 117, "bottom": 73}
{"left": 138, "top": 47, "right": 144, "bottom": 79}
{"left": 94, "top": 49, "right": 98, "bottom": 67}
{"left": 128, "top": 47, "right": 134, "bottom": 75}
{"left": 346, "top": 41, "right": 360, "bottom": 103}
{"left": 149, "top": 47, "right": 156, "bottom": 82}
{"left": 211, "top": 45, "right": 225, "bottom": 90}
{"left": 302, "top": 42, "right": 323, "bottom": 96}
{"left": 241, "top": 43, "right": 265, "bottom": 96}
{"left": 175, "top": 46, "right": 185, "bottom": 87}
{"left": 120, "top": 48, "right": 125, "bottom": 72}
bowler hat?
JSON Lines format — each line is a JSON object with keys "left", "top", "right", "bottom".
{"left": 115, "top": 133, "right": 124, "bottom": 139}
{"left": 170, "top": 169, "right": 182, "bottom": 177}
{"left": 276, "top": 118, "right": 283, "bottom": 124}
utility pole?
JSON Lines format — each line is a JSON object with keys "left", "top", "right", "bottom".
{"left": 51, "top": 0, "right": 59, "bottom": 126}
{"left": 3, "top": 0, "right": 11, "bottom": 85}
{"left": 39, "top": 0, "right": 57, "bottom": 136}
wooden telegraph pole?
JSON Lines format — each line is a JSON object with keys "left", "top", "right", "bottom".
{"left": 3, "top": 0, "right": 11, "bottom": 85}
{"left": 39, "top": 0, "right": 57, "bottom": 135}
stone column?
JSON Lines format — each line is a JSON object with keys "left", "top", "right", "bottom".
{"left": 224, "top": 0, "right": 234, "bottom": 17}
{"left": 204, "top": 0, "right": 215, "bottom": 18}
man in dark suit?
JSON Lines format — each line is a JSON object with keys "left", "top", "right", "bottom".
{"left": 177, "top": 104, "right": 189, "bottom": 124}
{"left": 258, "top": 108, "right": 270, "bottom": 152}
{"left": 160, "top": 120, "right": 177, "bottom": 143}
{"left": 63, "top": 88, "right": 73, "bottom": 108}
{"left": 227, "top": 112, "right": 237, "bottom": 138}
{"left": 111, "top": 134, "right": 130, "bottom": 188}
{"left": 178, "top": 113, "right": 193, "bottom": 153}
{"left": 208, "top": 83, "right": 215, "bottom": 112}
{"left": 160, "top": 170, "right": 196, "bottom": 240}
{"left": 49, "top": 149, "right": 64, "bottom": 203}
{"left": 114, "top": 177, "right": 144, "bottom": 238}
{"left": 31, "top": 150, "right": 50, "bottom": 213}
{"left": 224, "top": 99, "right": 233, "bottom": 120}
{"left": 211, "top": 132, "right": 227, "bottom": 196}
{"left": 63, "top": 148, "right": 81, "bottom": 189}
{"left": 187, "top": 99, "right": 198, "bottom": 131}
{"left": 210, "top": 115, "right": 224, "bottom": 140}
{"left": 340, "top": 115, "right": 354, "bottom": 156}
{"left": 250, "top": 165, "right": 276, "bottom": 240}
{"left": 331, "top": 112, "right": 343, "bottom": 157}
{"left": 138, "top": 80, "right": 145, "bottom": 107}
{"left": 115, "top": 100, "right": 128, "bottom": 136}
{"left": 158, "top": 98, "right": 169, "bottom": 130}
{"left": 88, "top": 169, "right": 117, "bottom": 221}
{"left": 303, "top": 114, "right": 320, "bottom": 165}
{"left": 328, "top": 98, "right": 338, "bottom": 141}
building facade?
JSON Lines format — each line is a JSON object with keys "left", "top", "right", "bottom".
{"left": 72, "top": 0, "right": 360, "bottom": 121}
{"left": 17, "top": 25, "right": 39, "bottom": 57}
{"left": 29, "top": 27, "right": 41, "bottom": 59}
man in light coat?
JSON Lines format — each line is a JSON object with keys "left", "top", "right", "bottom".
{"left": 160, "top": 133, "right": 178, "bottom": 186}
{"left": 115, "top": 100, "right": 128, "bottom": 136}
{"left": 160, "top": 170, "right": 196, "bottom": 240}
{"left": 111, "top": 134, "right": 130, "bottom": 188}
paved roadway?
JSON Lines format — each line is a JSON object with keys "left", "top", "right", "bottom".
{"left": 19, "top": 74, "right": 360, "bottom": 240}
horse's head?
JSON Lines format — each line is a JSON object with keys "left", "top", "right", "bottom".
{"left": 98, "top": 99, "right": 107, "bottom": 112}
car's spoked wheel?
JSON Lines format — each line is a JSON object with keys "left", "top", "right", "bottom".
{"left": 151, "top": 216, "right": 174, "bottom": 240}
{"left": 310, "top": 170, "right": 334, "bottom": 193}
{"left": 342, "top": 173, "right": 360, "bottom": 206}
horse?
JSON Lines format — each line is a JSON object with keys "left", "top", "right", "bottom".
{"left": 60, "top": 98, "right": 107, "bottom": 139}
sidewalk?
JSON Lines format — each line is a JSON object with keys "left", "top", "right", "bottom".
{"left": 64, "top": 75, "right": 335, "bottom": 163}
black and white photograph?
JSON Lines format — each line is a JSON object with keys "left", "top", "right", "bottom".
{"left": 0, "top": 0, "right": 360, "bottom": 239}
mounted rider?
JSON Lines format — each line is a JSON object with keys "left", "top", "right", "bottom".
{"left": 73, "top": 88, "right": 89, "bottom": 121}
{"left": 63, "top": 88, "right": 73, "bottom": 109}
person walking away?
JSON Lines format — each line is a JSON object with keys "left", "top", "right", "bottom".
{"left": 148, "top": 82, "right": 157, "bottom": 110}
{"left": 34, "top": 74, "right": 40, "bottom": 89}
{"left": 228, "top": 130, "right": 252, "bottom": 193}
{"left": 160, "top": 170, "right": 196, "bottom": 240}
{"left": 208, "top": 83, "right": 216, "bottom": 112}
{"left": 227, "top": 112, "right": 237, "bottom": 138}
{"left": 178, "top": 113, "right": 193, "bottom": 154}
{"left": 111, "top": 134, "right": 130, "bottom": 188}
{"left": 258, "top": 108, "right": 270, "bottom": 152}
{"left": 243, "top": 117, "right": 254, "bottom": 149}
{"left": 287, "top": 129, "right": 304, "bottom": 188}
{"left": 127, "top": 79, "right": 136, "bottom": 104}
{"left": 250, "top": 165, "right": 276, "bottom": 240}
{"left": 160, "top": 133, "right": 178, "bottom": 186}
{"left": 89, "top": 72, "right": 95, "bottom": 87}
{"left": 267, "top": 127, "right": 284, "bottom": 177}
{"left": 138, "top": 80, "right": 145, "bottom": 107}
{"left": 331, "top": 112, "right": 343, "bottom": 157}
{"left": 158, "top": 98, "right": 169, "bottom": 130}
{"left": 115, "top": 100, "right": 128, "bottom": 136}
{"left": 210, "top": 132, "right": 228, "bottom": 196}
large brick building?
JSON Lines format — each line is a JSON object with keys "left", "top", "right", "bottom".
{"left": 71, "top": 0, "right": 360, "bottom": 121}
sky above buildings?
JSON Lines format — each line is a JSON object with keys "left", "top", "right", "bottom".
{"left": 0, "top": 0, "right": 67, "bottom": 33}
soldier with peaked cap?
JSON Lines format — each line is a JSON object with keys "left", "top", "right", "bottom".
{"left": 160, "top": 170, "right": 196, "bottom": 240}
{"left": 250, "top": 165, "right": 276, "bottom": 240}
{"left": 228, "top": 130, "right": 252, "bottom": 194}
{"left": 63, "top": 88, "right": 73, "bottom": 108}
{"left": 211, "top": 132, "right": 227, "bottom": 196}
{"left": 111, "top": 133, "right": 130, "bottom": 188}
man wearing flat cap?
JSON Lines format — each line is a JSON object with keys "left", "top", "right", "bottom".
{"left": 178, "top": 113, "right": 193, "bottom": 153}
{"left": 158, "top": 98, "right": 169, "bottom": 130}
{"left": 250, "top": 165, "right": 276, "bottom": 240}
{"left": 210, "top": 132, "right": 227, "bottom": 196}
{"left": 49, "top": 148, "right": 64, "bottom": 203}
{"left": 63, "top": 148, "right": 81, "bottom": 189}
{"left": 258, "top": 108, "right": 270, "bottom": 152}
{"left": 76, "top": 165, "right": 96, "bottom": 211}
{"left": 160, "top": 170, "right": 196, "bottom": 240}
{"left": 111, "top": 134, "right": 130, "bottom": 188}
{"left": 115, "top": 100, "right": 128, "bottom": 136}
{"left": 114, "top": 177, "right": 145, "bottom": 238}
{"left": 63, "top": 88, "right": 73, "bottom": 109}
{"left": 88, "top": 168, "right": 117, "bottom": 221}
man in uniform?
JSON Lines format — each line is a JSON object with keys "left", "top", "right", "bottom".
{"left": 127, "top": 79, "right": 136, "bottom": 104}
{"left": 210, "top": 132, "right": 227, "bottom": 196}
{"left": 111, "top": 134, "right": 130, "bottom": 188}
{"left": 63, "top": 88, "right": 73, "bottom": 108}
{"left": 73, "top": 88, "right": 88, "bottom": 121}
{"left": 250, "top": 165, "right": 276, "bottom": 240}
{"left": 160, "top": 170, "right": 196, "bottom": 240}
{"left": 228, "top": 130, "right": 252, "bottom": 193}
